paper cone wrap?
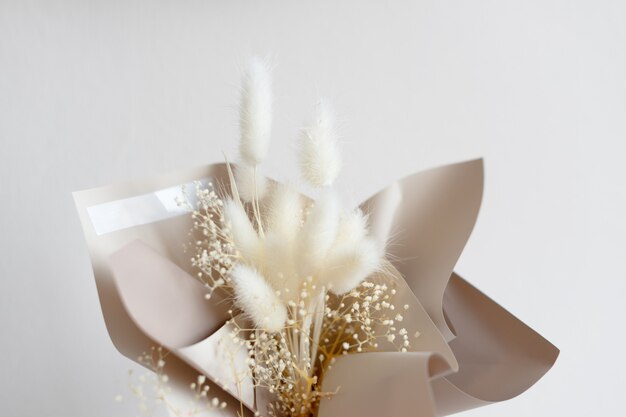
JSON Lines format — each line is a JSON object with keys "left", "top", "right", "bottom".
{"left": 74, "top": 159, "right": 558, "bottom": 416}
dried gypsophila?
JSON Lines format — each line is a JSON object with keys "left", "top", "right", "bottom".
{"left": 177, "top": 180, "right": 237, "bottom": 300}
{"left": 120, "top": 346, "right": 229, "bottom": 417}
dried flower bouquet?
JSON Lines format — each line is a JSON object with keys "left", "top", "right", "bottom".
{"left": 74, "top": 58, "right": 558, "bottom": 417}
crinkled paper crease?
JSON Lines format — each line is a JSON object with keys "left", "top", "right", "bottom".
{"left": 73, "top": 159, "right": 558, "bottom": 417}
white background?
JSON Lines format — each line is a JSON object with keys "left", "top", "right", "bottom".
{"left": 1, "top": 1, "right": 625, "bottom": 416}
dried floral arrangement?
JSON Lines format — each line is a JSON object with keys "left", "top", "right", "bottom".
{"left": 74, "top": 58, "right": 559, "bottom": 417}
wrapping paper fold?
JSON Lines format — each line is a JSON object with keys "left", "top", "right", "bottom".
{"left": 74, "top": 159, "right": 558, "bottom": 416}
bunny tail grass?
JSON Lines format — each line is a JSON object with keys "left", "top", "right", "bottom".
{"left": 320, "top": 237, "right": 382, "bottom": 295}
{"left": 239, "top": 56, "right": 272, "bottom": 166}
{"left": 230, "top": 264, "right": 287, "bottom": 332}
{"left": 265, "top": 183, "right": 303, "bottom": 241}
{"left": 223, "top": 198, "right": 262, "bottom": 264}
{"left": 296, "top": 190, "right": 340, "bottom": 277}
{"left": 298, "top": 98, "right": 341, "bottom": 187}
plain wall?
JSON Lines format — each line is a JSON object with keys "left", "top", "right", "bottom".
{"left": 1, "top": 0, "right": 625, "bottom": 416}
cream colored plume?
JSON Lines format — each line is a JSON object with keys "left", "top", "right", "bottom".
{"left": 319, "top": 237, "right": 382, "bottom": 294}
{"left": 298, "top": 99, "right": 341, "bottom": 187}
{"left": 255, "top": 184, "right": 303, "bottom": 301}
{"left": 239, "top": 56, "right": 272, "bottom": 166}
{"left": 223, "top": 198, "right": 262, "bottom": 264}
{"left": 318, "top": 209, "right": 382, "bottom": 294}
{"left": 334, "top": 209, "right": 369, "bottom": 246}
{"left": 229, "top": 264, "right": 287, "bottom": 332}
{"left": 265, "top": 183, "right": 303, "bottom": 241}
{"left": 295, "top": 190, "right": 340, "bottom": 277}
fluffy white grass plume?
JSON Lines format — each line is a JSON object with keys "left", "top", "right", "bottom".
{"left": 234, "top": 162, "right": 268, "bottom": 202}
{"left": 229, "top": 264, "right": 287, "bottom": 332}
{"left": 298, "top": 99, "right": 341, "bottom": 187}
{"left": 265, "top": 183, "right": 303, "bottom": 241}
{"left": 296, "top": 190, "right": 340, "bottom": 277}
{"left": 318, "top": 209, "right": 382, "bottom": 293}
{"left": 223, "top": 198, "right": 262, "bottom": 264}
{"left": 239, "top": 56, "right": 272, "bottom": 166}
{"left": 319, "top": 237, "right": 382, "bottom": 294}
{"left": 261, "top": 185, "right": 303, "bottom": 297}
{"left": 334, "top": 209, "right": 368, "bottom": 246}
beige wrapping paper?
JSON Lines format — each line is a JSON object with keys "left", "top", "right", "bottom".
{"left": 74, "top": 159, "right": 558, "bottom": 416}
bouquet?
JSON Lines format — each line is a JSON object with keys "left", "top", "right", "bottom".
{"left": 74, "top": 58, "right": 558, "bottom": 417}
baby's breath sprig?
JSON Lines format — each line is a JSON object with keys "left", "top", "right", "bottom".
{"left": 179, "top": 180, "right": 237, "bottom": 300}
{"left": 122, "top": 347, "right": 228, "bottom": 417}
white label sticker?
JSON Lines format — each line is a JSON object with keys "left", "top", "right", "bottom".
{"left": 86, "top": 178, "right": 210, "bottom": 235}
